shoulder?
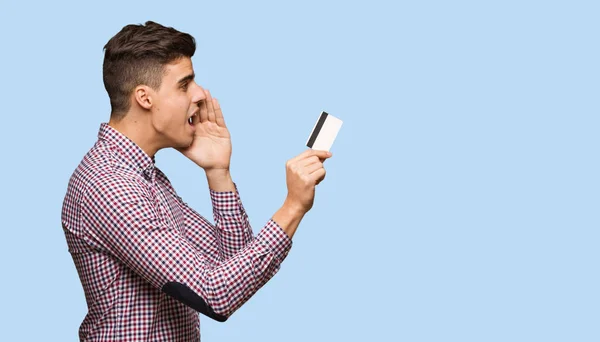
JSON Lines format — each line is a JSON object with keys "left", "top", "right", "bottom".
{"left": 65, "top": 141, "right": 149, "bottom": 204}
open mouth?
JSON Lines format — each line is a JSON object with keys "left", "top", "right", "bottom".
{"left": 188, "top": 112, "right": 197, "bottom": 125}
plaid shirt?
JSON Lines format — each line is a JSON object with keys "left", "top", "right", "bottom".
{"left": 62, "top": 123, "right": 292, "bottom": 341}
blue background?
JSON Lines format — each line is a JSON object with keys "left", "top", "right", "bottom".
{"left": 1, "top": 0, "right": 598, "bottom": 341}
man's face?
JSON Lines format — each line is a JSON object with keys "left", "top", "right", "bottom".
{"left": 150, "top": 57, "right": 205, "bottom": 148}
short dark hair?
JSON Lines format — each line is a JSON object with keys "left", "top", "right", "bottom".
{"left": 103, "top": 21, "right": 196, "bottom": 119}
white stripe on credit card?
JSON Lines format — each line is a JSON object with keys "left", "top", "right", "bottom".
{"left": 306, "top": 111, "right": 343, "bottom": 152}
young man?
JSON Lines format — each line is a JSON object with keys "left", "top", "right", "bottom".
{"left": 62, "top": 21, "right": 331, "bottom": 341}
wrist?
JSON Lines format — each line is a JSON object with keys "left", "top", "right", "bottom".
{"left": 273, "top": 199, "right": 306, "bottom": 239}
{"left": 205, "top": 168, "right": 230, "bottom": 178}
{"left": 282, "top": 197, "right": 308, "bottom": 217}
{"left": 205, "top": 168, "right": 235, "bottom": 192}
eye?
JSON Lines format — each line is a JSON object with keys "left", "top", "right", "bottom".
{"left": 180, "top": 83, "right": 189, "bottom": 91}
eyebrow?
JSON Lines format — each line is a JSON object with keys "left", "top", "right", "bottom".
{"left": 177, "top": 73, "right": 195, "bottom": 86}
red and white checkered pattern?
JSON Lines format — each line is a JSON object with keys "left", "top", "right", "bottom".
{"left": 62, "top": 123, "right": 292, "bottom": 341}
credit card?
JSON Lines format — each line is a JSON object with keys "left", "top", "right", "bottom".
{"left": 306, "top": 111, "right": 343, "bottom": 152}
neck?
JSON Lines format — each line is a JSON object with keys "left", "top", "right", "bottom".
{"left": 108, "top": 113, "right": 162, "bottom": 157}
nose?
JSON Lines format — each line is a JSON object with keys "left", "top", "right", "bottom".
{"left": 191, "top": 82, "right": 206, "bottom": 104}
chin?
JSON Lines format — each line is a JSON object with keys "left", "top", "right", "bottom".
{"left": 181, "top": 136, "right": 194, "bottom": 148}
{"left": 169, "top": 136, "right": 190, "bottom": 149}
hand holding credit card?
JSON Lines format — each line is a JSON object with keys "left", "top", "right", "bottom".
{"left": 270, "top": 111, "right": 339, "bottom": 228}
{"left": 306, "top": 111, "right": 343, "bottom": 152}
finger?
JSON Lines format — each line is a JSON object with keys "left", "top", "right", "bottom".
{"left": 300, "top": 150, "right": 332, "bottom": 165}
{"left": 192, "top": 109, "right": 199, "bottom": 124}
{"left": 310, "top": 168, "right": 326, "bottom": 184}
{"left": 290, "top": 149, "right": 331, "bottom": 164}
{"left": 199, "top": 97, "right": 209, "bottom": 123}
{"left": 308, "top": 149, "right": 332, "bottom": 160}
{"left": 304, "top": 161, "right": 323, "bottom": 174}
{"left": 298, "top": 155, "right": 321, "bottom": 167}
{"left": 206, "top": 89, "right": 216, "bottom": 123}
{"left": 288, "top": 149, "right": 315, "bottom": 164}
{"left": 192, "top": 102, "right": 201, "bottom": 124}
{"left": 213, "top": 98, "right": 227, "bottom": 127}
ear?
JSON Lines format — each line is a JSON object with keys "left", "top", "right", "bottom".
{"left": 134, "top": 85, "right": 153, "bottom": 110}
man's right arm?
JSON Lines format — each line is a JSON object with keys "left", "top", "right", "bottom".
{"left": 80, "top": 149, "right": 331, "bottom": 321}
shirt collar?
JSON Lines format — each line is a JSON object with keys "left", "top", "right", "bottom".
{"left": 98, "top": 123, "right": 155, "bottom": 176}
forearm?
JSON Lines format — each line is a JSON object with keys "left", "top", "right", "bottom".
{"left": 212, "top": 197, "right": 254, "bottom": 259}
{"left": 151, "top": 220, "right": 292, "bottom": 322}
{"left": 205, "top": 172, "right": 255, "bottom": 260}
{"left": 201, "top": 220, "right": 291, "bottom": 318}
